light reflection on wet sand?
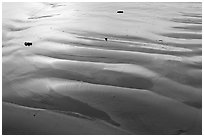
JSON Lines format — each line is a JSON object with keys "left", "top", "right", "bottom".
{"left": 2, "top": 2, "right": 202, "bottom": 135}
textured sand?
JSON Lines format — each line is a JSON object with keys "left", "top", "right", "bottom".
{"left": 2, "top": 2, "right": 202, "bottom": 135}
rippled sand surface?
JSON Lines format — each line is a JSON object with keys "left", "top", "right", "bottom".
{"left": 2, "top": 2, "right": 202, "bottom": 135}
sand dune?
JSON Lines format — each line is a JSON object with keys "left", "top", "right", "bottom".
{"left": 2, "top": 2, "right": 202, "bottom": 135}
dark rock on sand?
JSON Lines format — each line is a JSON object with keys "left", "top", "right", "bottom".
{"left": 117, "top": 10, "right": 124, "bottom": 13}
{"left": 24, "top": 42, "right": 32, "bottom": 46}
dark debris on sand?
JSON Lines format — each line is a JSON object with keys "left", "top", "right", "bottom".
{"left": 117, "top": 10, "right": 124, "bottom": 14}
{"left": 24, "top": 42, "right": 32, "bottom": 47}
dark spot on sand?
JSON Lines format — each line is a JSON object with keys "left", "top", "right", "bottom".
{"left": 117, "top": 10, "right": 124, "bottom": 13}
{"left": 24, "top": 42, "right": 32, "bottom": 46}
{"left": 105, "top": 38, "right": 108, "bottom": 41}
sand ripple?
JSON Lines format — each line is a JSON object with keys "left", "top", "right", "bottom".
{"left": 2, "top": 2, "right": 202, "bottom": 135}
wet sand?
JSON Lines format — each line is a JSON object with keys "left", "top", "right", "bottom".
{"left": 2, "top": 2, "right": 202, "bottom": 135}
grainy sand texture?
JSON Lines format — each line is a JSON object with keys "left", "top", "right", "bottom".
{"left": 2, "top": 2, "right": 202, "bottom": 135}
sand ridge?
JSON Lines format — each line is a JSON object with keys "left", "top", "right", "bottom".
{"left": 2, "top": 2, "right": 202, "bottom": 135}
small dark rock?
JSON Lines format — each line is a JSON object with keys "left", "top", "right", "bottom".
{"left": 158, "top": 39, "right": 163, "bottom": 42}
{"left": 117, "top": 10, "right": 124, "bottom": 13}
{"left": 105, "top": 38, "right": 108, "bottom": 41}
{"left": 24, "top": 42, "right": 32, "bottom": 46}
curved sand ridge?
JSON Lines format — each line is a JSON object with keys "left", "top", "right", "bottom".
{"left": 2, "top": 2, "right": 202, "bottom": 134}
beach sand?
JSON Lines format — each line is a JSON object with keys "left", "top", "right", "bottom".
{"left": 2, "top": 2, "right": 202, "bottom": 135}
